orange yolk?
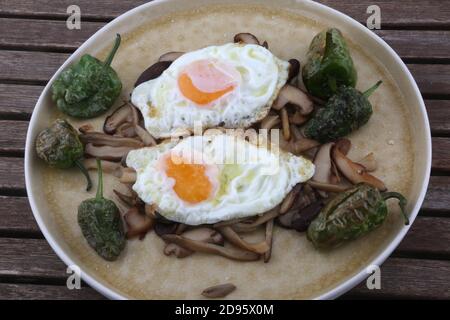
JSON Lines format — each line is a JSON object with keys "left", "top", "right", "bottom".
{"left": 178, "top": 73, "right": 234, "bottom": 105}
{"left": 165, "top": 155, "right": 213, "bottom": 204}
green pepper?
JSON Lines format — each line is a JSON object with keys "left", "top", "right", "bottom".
{"left": 307, "top": 183, "right": 409, "bottom": 249}
{"left": 52, "top": 34, "right": 123, "bottom": 119}
{"left": 303, "top": 81, "right": 382, "bottom": 143}
{"left": 35, "top": 119, "right": 92, "bottom": 191}
{"left": 78, "top": 159, "right": 126, "bottom": 261}
{"left": 302, "top": 28, "right": 357, "bottom": 99}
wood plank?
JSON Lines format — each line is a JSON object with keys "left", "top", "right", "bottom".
{"left": 1, "top": 82, "right": 449, "bottom": 137}
{"left": 346, "top": 258, "right": 450, "bottom": 299}
{"left": 0, "top": 157, "right": 24, "bottom": 190}
{"left": 397, "top": 217, "right": 450, "bottom": 256}
{"left": 0, "top": 283, "right": 104, "bottom": 300}
{"left": 1, "top": 0, "right": 450, "bottom": 28}
{"left": 0, "top": 120, "right": 28, "bottom": 154}
{"left": 0, "top": 84, "right": 41, "bottom": 119}
{"left": 2, "top": 50, "right": 448, "bottom": 95}
{"left": 0, "top": 50, "right": 69, "bottom": 84}
{"left": 0, "top": 237, "right": 448, "bottom": 299}
{"left": 1, "top": 19, "right": 450, "bottom": 61}
{"left": 432, "top": 138, "right": 450, "bottom": 173}
{"left": 426, "top": 100, "right": 450, "bottom": 136}
{"left": 0, "top": 19, "right": 104, "bottom": 52}
{"left": 0, "top": 196, "right": 39, "bottom": 234}
{"left": 422, "top": 176, "right": 450, "bottom": 214}
{"left": 409, "top": 64, "right": 450, "bottom": 97}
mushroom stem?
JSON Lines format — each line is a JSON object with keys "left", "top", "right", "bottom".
{"left": 231, "top": 206, "right": 280, "bottom": 232}
{"left": 272, "top": 85, "right": 314, "bottom": 115}
{"left": 263, "top": 219, "right": 274, "bottom": 263}
{"left": 162, "top": 234, "right": 260, "bottom": 262}
{"left": 280, "top": 184, "right": 302, "bottom": 214}
{"left": 217, "top": 226, "right": 269, "bottom": 254}
{"left": 280, "top": 108, "right": 291, "bottom": 141}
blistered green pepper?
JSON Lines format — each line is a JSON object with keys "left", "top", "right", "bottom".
{"left": 302, "top": 28, "right": 357, "bottom": 99}
{"left": 78, "top": 159, "right": 126, "bottom": 261}
{"left": 304, "top": 81, "right": 382, "bottom": 143}
{"left": 52, "top": 34, "right": 122, "bottom": 119}
{"left": 307, "top": 183, "right": 409, "bottom": 249}
{"left": 35, "top": 119, "right": 92, "bottom": 191}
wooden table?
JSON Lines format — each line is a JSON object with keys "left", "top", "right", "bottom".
{"left": 0, "top": 0, "right": 449, "bottom": 300}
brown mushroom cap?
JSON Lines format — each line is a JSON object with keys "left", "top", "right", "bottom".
{"left": 80, "top": 132, "right": 144, "bottom": 148}
{"left": 233, "top": 32, "right": 261, "bottom": 45}
{"left": 124, "top": 207, "right": 154, "bottom": 239}
{"left": 202, "top": 283, "right": 236, "bottom": 298}
{"left": 332, "top": 147, "right": 386, "bottom": 191}
{"left": 134, "top": 61, "right": 172, "bottom": 87}
{"left": 272, "top": 85, "right": 314, "bottom": 115}
{"left": 103, "top": 104, "right": 133, "bottom": 134}
{"left": 158, "top": 51, "right": 185, "bottom": 62}
{"left": 280, "top": 184, "right": 302, "bottom": 214}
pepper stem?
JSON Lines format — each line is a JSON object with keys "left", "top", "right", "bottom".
{"left": 74, "top": 159, "right": 92, "bottom": 191}
{"left": 104, "top": 34, "right": 121, "bottom": 66}
{"left": 95, "top": 158, "right": 104, "bottom": 200}
{"left": 382, "top": 192, "right": 409, "bottom": 225}
{"left": 363, "top": 80, "right": 383, "bottom": 98}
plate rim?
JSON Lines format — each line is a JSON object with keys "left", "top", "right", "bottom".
{"left": 24, "top": 0, "right": 432, "bottom": 300}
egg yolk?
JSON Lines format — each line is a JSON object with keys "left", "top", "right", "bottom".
{"left": 178, "top": 59, "right": 237, "bottom": 105}
{"left": 165, "top": 155, "right": 213, "bottom": 204}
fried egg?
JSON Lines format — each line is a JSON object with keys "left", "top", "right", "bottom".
{"left": 126, "top": 134, "right": 315, "bottom": 225}
{"left": 132, "top": 43, "right": 290, "bottom": 138}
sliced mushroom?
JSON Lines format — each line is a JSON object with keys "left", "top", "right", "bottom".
{"left": 358, "top": 152, "right": 378, "bottom": 172}
{"left": 113, "top": 188, "right": 140, "bottom": 207}
{"left": 276, "top": 209, "right": 297, "bottom": 229}
{"left": 134, "top": 125, "right": 157, "bottom": 146}
{"left": 280, "top": 184, "right": 302, "bottom": 214}
{"left": 115, "top": 122, "right": 137, "bottom": 138}
{"left": 272, "top": 85, "right": 314, "bottom": 115}
{"left": 277, "top": 134, "right": 320, "bottom": 155}
{"left": 217, "top": 226, "right": 269, "bottom": 254}
{"left": 307, "top": 180, "right": 350, "bottom": 193}
{"left": 290, "top": 124, "right": 303, "bottom": 141}
{"left": 116, "top": 167, "right": 137, "bottom": 183}
{"left": 291, "top": 201, "right": 324, "bottom": 232}
{"left": 260, "top": 115, "right": 280, "bottom": 130}
{"left": 287, "top": 59, "right": 300, "bottom": 83}
{"left": 154, "top": 221, "right": 179, "bottom": 237}
{"left": 202, "top": 283, "right": 236, "bottom": 298}
{"left": 78, "top": 123, "right": 94, "bottom": 134}
{"left": 289, "top": 110, "right": 308, "bottom": 125}
{"left": 144, "top": 203, "right": 158, "bottom": 219}
{"left": 85, "top": 144, "right": 134, "bottom": 162}
{"left": 82, "top": 158, "right": 122, "bottom": 173}
{"left": 233, "top": 32, "right": 260, "bottom": 45}
{"left": 164, "top": 243, "right": 193, "bottom": 258}
{"left": 124, "top": 207, "right": 154, "bottom": 239}
{"left": 332, "top": 147, "right": 386, "bottom": 191}
{"left": 182, "top": 227, "right": 224, "bottom": 246}
{"left": 230, "top": 206, "right": 280, "bottom": 233}
{"left": 335, "top": 138, "right": 351, "bottom": 155}
{"left": 158, "top": 51, "right": 185, "bottom": 62}
{"left": 263, "top": 219, "right": 274, "bottom": 263}
{"left": 162, "top": 234, "right": 260, "bottom": 261}
{"left": 312, "top": 143, "right": 335, "bottom": 197}
{"left": 280, "top": 108, "right": 291, "bottom": 141}
{"left": 103, "top": 103, "right": 132, "bottom": 134}
{"left": 80, "top": 132, "right": 143, "bottom": 148}
{"left": 134, "top": 61, "right": 172, "bottom": 87}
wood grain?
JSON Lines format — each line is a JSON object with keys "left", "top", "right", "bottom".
{"left": 0, "top": 283, "right": 104, "bottom": 300}
{"left": 0, "top": 157, "right": 24, "bottom": 190}
{"left": 2, "top": 0, "right": 450, "bottom": 28}
{"left": 1, "top": 18, "right": 450, "bottom": 61}
{"left": 1, "top": 83, "right": 449, "bottom": 137}
{"left": 347, "top": 258, "right": 450, "bottom": 299}
{"left": 0, "top": 196, "right": 39, "bottom": 235}
{"left": 2, "top": 50, "right": 448, "bottom": 95}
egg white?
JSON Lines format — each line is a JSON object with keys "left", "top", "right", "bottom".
{"left": 132, "top": 43, "right": 290, "bottom": 138}
{"left": 126, "top": 134, "right": 315, "bottom": 225}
